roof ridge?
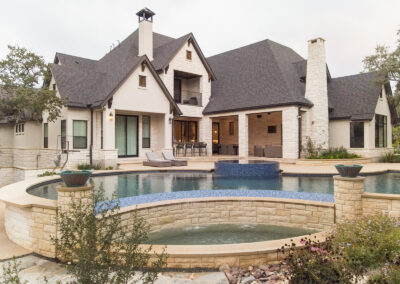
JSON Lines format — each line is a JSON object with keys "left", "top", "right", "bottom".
{"left": 331, "top": 71, "right": 379, "bottom": 80}
{"left": 56, "top": 52, "right": 97, "bottom": 62}
{"left": 207, "top": 38, "right": 273, "bottom": 59}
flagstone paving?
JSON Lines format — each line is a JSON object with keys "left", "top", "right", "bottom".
{"left": 0, "top": 255, "right": 229, "bottom": 284}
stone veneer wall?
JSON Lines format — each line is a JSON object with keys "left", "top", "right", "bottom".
{"left": 4, "top": 204, "right": 57, "bottom": 258}
{"left": 362, "top": 193, "right": 400, "bottom": 217}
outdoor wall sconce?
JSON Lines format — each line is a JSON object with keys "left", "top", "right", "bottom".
{"left": 169, "top": 117, "right": 173, "bottom": 124}
{"left": 108, "top": 111, "right": 114, "bottom": 120}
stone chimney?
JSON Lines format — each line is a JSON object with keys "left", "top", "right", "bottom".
{"left": 136, "top": 8, "right": 155, "bottom": 60}
{"left": 305, "top": 37, "right": 329, "bottom": 148}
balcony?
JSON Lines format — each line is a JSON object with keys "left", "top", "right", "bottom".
{"left": 175, "top": 90, "right": 202, "bottom": 107}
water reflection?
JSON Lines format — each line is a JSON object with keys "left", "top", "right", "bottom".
{"left": 27, "top": 172, "right": 400, "bottom": 201}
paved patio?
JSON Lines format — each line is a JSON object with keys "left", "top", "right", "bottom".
{"left": 0, "top": 255, "right": 229, "bottom": 284}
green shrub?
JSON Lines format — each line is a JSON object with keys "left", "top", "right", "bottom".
{"left": 105, "top": 166, "right": 114, "bottom": 170}
{"left": 302, "top": 138, "right": 360, "bottom": 159}
{"left": 333, "top": 214, "right": 400, "bottom": 271}
{"left": 53, "top": 184, "right": 167, "bottom": 283}
{"left": 77, "top": 163, "right": 101, "bottom": 170}
{"left": 281, "top": 236, "right": 356, "bottom": 283}
{"left": 380, "top": 152, "right": 400, "bottom": 163}
{"left": 37, "top": 171, "right": 57, "bottom": 177}
{"left": 368, "top": 267, "right": 400, "bottom": 284}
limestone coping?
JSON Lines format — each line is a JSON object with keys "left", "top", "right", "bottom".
{"left": 296, "top": 158, "right": 372, "bottom": 166}
{"left": 333, "top": 175, "right": 365, "bottom": 181}
{"left": 362, "top": 192, "right": 400, "bottom": 200}
{"left": 147, "top": 231, "right": 329, "bottom": 257}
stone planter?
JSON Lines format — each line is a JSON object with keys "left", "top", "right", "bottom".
{"left": 334, "top": 164, "right": 363, "bottom": 178}
{"left": 59, "top": 170, "right": 92, "bottom": 187}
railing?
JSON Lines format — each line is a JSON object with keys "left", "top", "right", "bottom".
{"left": 174, "top": 91, "right": 202, "bottom": 107}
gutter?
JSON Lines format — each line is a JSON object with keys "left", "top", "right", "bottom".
{"left": 88, "top": 105, "right": 94, "bottom": 167}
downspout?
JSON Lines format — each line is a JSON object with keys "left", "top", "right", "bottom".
{"left": 298, "top": 107, "right": 302, "bottom": 159}
{"left": 89, "top": 105, "right": 94, "bottom": 167}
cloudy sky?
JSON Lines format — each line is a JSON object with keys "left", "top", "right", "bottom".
{"left": 0, "top": 0, "right": 399, "bottom": 78}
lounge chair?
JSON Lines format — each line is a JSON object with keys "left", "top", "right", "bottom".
{"left": 143, "top": 152, "right": 172, "bottom": 167}
{"left": 161, "top": 150, "right": 188, "bottom": 166}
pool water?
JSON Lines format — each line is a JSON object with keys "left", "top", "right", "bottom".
{"left": 148, "top": 224, "right": 316, "bottom": 245}
{"left": 27, "top": 172, "right": 400, "bottom": 200}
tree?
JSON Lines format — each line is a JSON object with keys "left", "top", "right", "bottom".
{"left": 0, "top": 45, "right": 66, "bottom": 122}
{"left": 363, "top": 29, "right": 400, "bottom": 125}
{"left": 53, "top": 184, "right": 167, "bottom": 284}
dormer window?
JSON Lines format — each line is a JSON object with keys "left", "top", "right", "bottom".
{"left": 186, "top": 50, "right": 192, "bottom": 61}
{"left": 139, "top": 75, "right": 147, "bottom": 88}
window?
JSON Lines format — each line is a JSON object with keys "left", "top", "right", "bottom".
{"left": 52, "top": 83, "right": 56, "bottom": 91}
{"left": 73, "top": 120, "right": 87, "bottom": 149}
{"left": 142, "top": 115, "right": 151, "bottom": 148}
{"left": 44, "top": 123, "right": 48, "bottom": 148}
{"left": 186, "top": 50, "right": 192, "bottom": 60}
{"left": 229, "top": 122, "right": 234, "bottom": 136}
{"left": 173, "top": 120, "right": 198, "bottom": 143}
{"left": 139, "top": 75, "right": 146, "bottom": 87}
{"left": 350, "top": 121, "right": 364, "bottom": 148}
{"left": 268, "top": 125, "right": 277, "bottom": 134}
{"left": 61, "top": 120, "right": 66, "bottom": 150}
{"left": 101, "top": 113, "right": 103, "bottom": 149}
{"left": 174, "top": 78, "right": 182, "bottom": 103}
{"left": 15, "top": 123, "right": 24, "bottom": 135}
{"left": 375, "top": 114, "right": 387, "bottom": 148}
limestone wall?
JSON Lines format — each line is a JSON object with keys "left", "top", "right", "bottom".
{"left": 362, "top": 193, "right": 400, "bottom": 217}
{"left": 4, "top": 203, "right": 56, "bottom": 258}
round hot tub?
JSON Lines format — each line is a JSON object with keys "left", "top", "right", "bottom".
{"left": 215, "top": 160, "right": 280, "bottom": 177}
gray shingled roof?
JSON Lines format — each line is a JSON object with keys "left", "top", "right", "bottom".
{"left": 51, "top": 30, "right": 188, "bottom": 110}
{"left": 204, "top": 40, "right": 383, "bottom": 120}
{"left": 328, "top": 72, "right": 382, "bottom": 120}
{"left": 203, "top": 39, "right": 313, "bottom": 114}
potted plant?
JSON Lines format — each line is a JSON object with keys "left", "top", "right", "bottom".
{"left": 59, "top": 170, "right": 92, "bottom": 187}
{"left": 334, "top": 164, "right": 363, "bottom": 178}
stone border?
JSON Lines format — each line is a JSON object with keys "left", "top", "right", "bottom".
{"left": 296, "top": 157, "right": 372, "bottom": 166}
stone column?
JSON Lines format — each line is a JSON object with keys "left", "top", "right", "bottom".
{"left": 199, "top": 117, "right": 212, "bottom": 156}
{"left": 57, "top": 185, "right": 94, "bottom": 213}
{"left": 238, "top": 114, "right": 249, "bottom": 157}
{"left": 334, "top": 176, "right": 364, "bottom": 223}
{"left": 282, "top": 107, "right": 299, "bottom": 159}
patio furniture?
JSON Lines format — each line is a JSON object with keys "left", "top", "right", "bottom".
{"left": 199, "top": 142, "right": 207, "bottom": 156}
{"left": 264, "top": 145, "right": 282, "bottom": 158}
{"left": 254, "top": 145, "right": 264, "bottom": 157}
{"left": 162, "top": 150, "right": 188, "bottom": 166}
{"left": 185, "top": 143, "right": 193, "bottom": 156}
{"left": 143, "top": 152, "right": 172, "bottom": 167}
{"left": 220, "top": 144, "right": 229, "bottom": 155}
{"left": 192, "top": 142, "right": 201, "bottom": 156}
{"left": 175, "top": 143, "right": 185, "bottom": 157}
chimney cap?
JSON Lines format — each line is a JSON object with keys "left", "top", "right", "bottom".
{"left": 308, "top": 37, "right": 325, "bottom": 44}
{"left": 136, "top": 7, "right": 155, "bottom": 21}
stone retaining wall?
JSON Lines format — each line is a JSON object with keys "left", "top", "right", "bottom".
{"left": 4, "top": 204, "right": 56, "bottom": 258}
{"left": 362, "top": 193, "right": 400, "bottom": 218}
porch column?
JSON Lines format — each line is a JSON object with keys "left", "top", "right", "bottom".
{"left": 163, "top": 113, "right": 173, "bottom": 150}
{"left": 102, "top": 109, "right": 115, "bottom": 150}
{"left": 199, "top": 117, "right": 212, "bottom": 156}
{"left": 238, "top": 113, "right": 249, "bottom": 157}
{"left": 282, "top": 107, "right": 299, "bottom": 159}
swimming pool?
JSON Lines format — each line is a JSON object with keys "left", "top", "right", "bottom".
{"left": 28, "top": 171, "right": 400, "bottom": 201}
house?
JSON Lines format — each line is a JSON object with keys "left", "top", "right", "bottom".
{"left": 0, "top": 7, "right": 393, "bottom": 178}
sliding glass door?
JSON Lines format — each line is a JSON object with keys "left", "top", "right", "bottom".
{"left": 115, "top": 115, "right": 138, "bottom": 157}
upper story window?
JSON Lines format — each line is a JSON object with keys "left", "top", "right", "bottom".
{"left": 139, "top": 75, "right": 147, "bottom": 88}
{"left": 15, "top": 123, "right": 24, "bottom": 135}
{"left": 186, "top": 50, "right": 192, "bottom": 60}
{"left": 52, "top": 83, "right": 56, "bottom": 91}
{"left": 350, "top": 121, "right": 364, "bottom": 148}
{"left": 380, "top": 89, "right": 383, "bottom": 99}
{"left": 375, "top": 114, "right": 387, "bottom": 148}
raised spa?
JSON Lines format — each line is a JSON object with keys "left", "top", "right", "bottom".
{"left": 214, "top": 160, "right": 280, "bottom": 177}
{"left": 148, "top": 224, "right": 316, "bottom": 245}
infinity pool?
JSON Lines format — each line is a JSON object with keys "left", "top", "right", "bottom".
{"left": 28, "top": 172, "right": 400, "bottom": 200}
{"left": 148, "top": 224, "right": 316, "bottom": 245}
